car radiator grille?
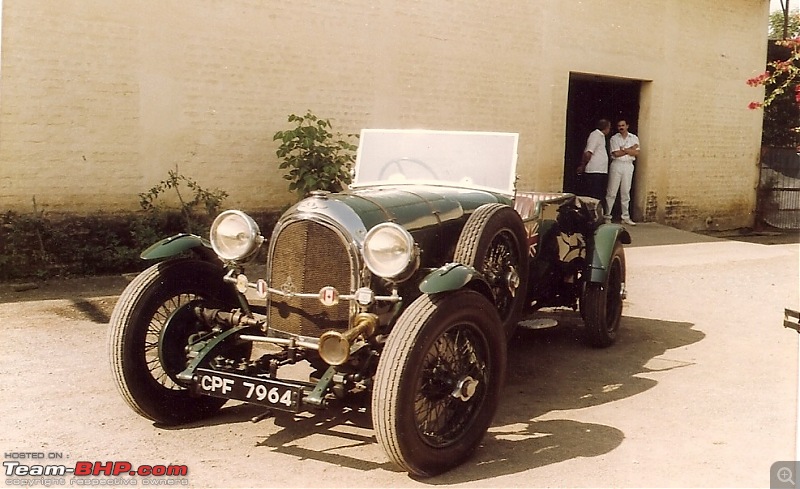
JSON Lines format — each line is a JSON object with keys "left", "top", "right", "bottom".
{"left": 267, "top": 220, "right": 352, "bottom": 337}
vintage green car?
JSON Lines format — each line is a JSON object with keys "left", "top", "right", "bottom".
{"left": 109, "top": 130, "right": 630, "bottom": 477}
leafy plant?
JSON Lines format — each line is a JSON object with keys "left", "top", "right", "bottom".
{"left": 748, "top": 37, "right": 800, "bottom": 149}
{"left": 769, "top": 8, "right": 800, "bottom": 40}
{"left": 0, "top": 205, "right": 53, "bottom": 280}
{"left": 0, "top": 207, "right": 281, "bottom": 281}
{"left": 273, "top": 111, "right": 358, "bottom": 197}
{"left": 139, "top": 167, "right": 229, "bottom": 234}
{"left": 0, "top": 209, "right": 143, "bottom": 280}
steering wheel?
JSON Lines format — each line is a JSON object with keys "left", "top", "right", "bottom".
{"left": 377, "top": 158, "right": 439, "bottom": 182}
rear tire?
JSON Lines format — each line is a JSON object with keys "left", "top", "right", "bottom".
{"left": 108, "top": 258, "right": 243, "bottom": 424}
{"left": 581, "top": 242, "right": 625, "bottom": 347}
{"left": 372, "top": 290, "right": 506, "bottom": 477}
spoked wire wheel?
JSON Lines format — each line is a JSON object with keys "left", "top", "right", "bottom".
{"left": 373, "top": 290, "right": 506, "bottom": 477}
{"left": 415, "top": 322, "right": 490, "bottom": 447}
{"left": 109, "top": 258, "right": 245, "bottom": 424}
{"left": 480, "top": 231, "right": 522, "bottom": 317}
{"left": 145, "top": 293, "right": 199, "bottom": 390}
{"left": 454, "top": 203, "right": 529, "bottom": 337}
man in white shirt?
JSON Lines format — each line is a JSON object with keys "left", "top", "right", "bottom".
{"left": 605, "top": 119, "right": 640, "bottom": 225}
{"left": 576, "top": 119, "right": 611, "bottom": 204}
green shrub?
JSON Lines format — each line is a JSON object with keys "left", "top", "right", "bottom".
{"left": 0, "top": 166, "right": 282, "bottom": 283}
{"left": 274, "top": 111, "right": 358, "bottom": 198}
{"left": 139, "top": 167, "right": 229, "bottom": 234}
{"left": 0, "top": 209, "right": 281, "bottom": 281}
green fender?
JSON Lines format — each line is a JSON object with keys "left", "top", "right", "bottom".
{"left": 140, "top": 233, "right": 213, "bottom": 260}
{"left": 589, "top": 224, "right": 631, "bottom": 283}
{"left": 419, "top": 262, "right": 492, "bottom": 298}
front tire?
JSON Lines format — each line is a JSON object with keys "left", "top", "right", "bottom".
{"left": 372, "top": 290, "right": 506, "bottom": 477}
{"left": 108, "top": 258, "right": 243, "bottom": 424}
{"left": 454, "top": 203, "right": 529, "bottom": 339}
{"left": 581, "top": 242, "right": 625, "bottom": 347}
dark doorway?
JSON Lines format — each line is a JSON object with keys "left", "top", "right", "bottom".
{"left": 563, "top": 74, "right": 641, "bottom": 217}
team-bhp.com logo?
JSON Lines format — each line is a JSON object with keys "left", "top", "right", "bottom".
{"left": 4, "top": 452, "right": 188, "bottom": 486}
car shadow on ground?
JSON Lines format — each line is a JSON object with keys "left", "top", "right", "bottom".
{"left": 174, "top": 310, "right": 704, "bottom": 481}
{"left": 430, "top": 311, "right": 703, "bottom": 483}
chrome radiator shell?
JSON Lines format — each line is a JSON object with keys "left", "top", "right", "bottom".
{"left": 265, "top": 213, "right": 361, "bottom": 337}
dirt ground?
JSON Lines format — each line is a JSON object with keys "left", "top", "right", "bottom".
{"left": 0, "top": 224, "right": 798, "bottom": 488}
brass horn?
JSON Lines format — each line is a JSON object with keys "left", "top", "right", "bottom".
{"left": 318, "top": 313, "right": 378, "bottom": 366}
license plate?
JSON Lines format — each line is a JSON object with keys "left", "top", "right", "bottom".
{"left": 194, "top": 368, "right": 303, "bottom": 412}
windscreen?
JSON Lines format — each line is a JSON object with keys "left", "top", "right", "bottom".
{"left": 351, "top": 129, "right": 518, "bottom": 195}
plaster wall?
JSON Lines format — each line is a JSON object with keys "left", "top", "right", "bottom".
{"left": 0, "top": 0, "right": 768, "bottom": 229}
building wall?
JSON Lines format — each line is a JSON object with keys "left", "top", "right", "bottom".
{"left": 0, "top": 0, "right": 768, "bottom": 230}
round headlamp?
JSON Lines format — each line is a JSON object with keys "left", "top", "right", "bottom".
{"left": 362, "top": 223, "right": 419, "bottom": 280}
{"left": 210, "top": 210, "right": 263, "bottom": 261}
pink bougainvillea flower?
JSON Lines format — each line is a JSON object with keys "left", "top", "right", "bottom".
{"left": 746, "top": 71, "right": 770, "bottom": 87}
{"left": 773, "top": 60, "right": 793, "bottom": 72}
{"left": 748, "top": 101, "right": 763, "bottom": 110}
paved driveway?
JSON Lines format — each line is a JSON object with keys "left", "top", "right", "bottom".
{"left": 0, "top": 224, "right": 797, "bottom": 487}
